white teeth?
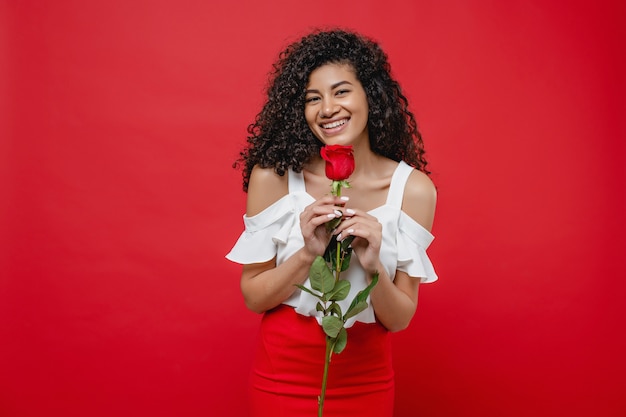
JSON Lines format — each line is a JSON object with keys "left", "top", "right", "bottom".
{"left": 322, "top": 119, "right": 347, "bottom": 129}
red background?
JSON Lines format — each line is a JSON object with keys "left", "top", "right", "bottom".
{"left": 2, "top": 1, "right": 625, "bottom": 416}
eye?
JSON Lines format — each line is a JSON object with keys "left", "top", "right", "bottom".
{"left": 335, "top": 89, "right": 350, "bottom": 96}
{"left": 305, "top": 96, "right": 320, "bottom": 103}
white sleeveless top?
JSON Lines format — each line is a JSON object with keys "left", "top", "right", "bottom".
{"left": 226, "top": 161, "right": 437, "bottom": 327}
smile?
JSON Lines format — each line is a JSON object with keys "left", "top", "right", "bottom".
{"left": 321, "top": 118, "right": 348, "bottom": 129}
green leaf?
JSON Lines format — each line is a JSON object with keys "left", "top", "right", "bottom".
{"left": 294, "top": 284, "right": 323, "bottom": 300}
{"left": 344, "top": 300, "right": 368, "bottom": 321}
{"left": 316, "top": 302, "right": 325, "bottom": 313}
{"left": 340, "top": 235, "right": 354, "bottom": 252}
{"left": 340, "top": 249, "right": 352, "bottom": 272}
{"left": 323, "top": 237, "right": 339, "bottom": 266}
{"left": 322, "top": 315, "right": 344, "bottom": 338}
{"left": 333, "top": 327, "right": 348, "bottom": 354}
{"left": 325, "top": 239, "right": 353, "bottom": 272}
{"left": 344, "top": 273, "right": 379, "bottom": 320}
{"left": 309, "top": 256, "right": 335, "bottom": 293}
{"left": 325, "top": 216, "right": 342, "bottom": 233}
{"left": 325, "top": 236, "right": 354, "bottom": 271}
{"left": 329, "top": 302, "right": 343, "bottom": 318}
{"left": 328, "top": 280, "right": 351, "bottom": 301}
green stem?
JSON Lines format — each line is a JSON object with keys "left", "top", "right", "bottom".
{"left": 319, "top": 181, "right": 343, "bottom": 416}
{"left": 334, "top": 185, "right": 342, "bottom": 282}
{"left": 318, "top": 337, "right": 333, "bottom": 417}
{"left": 335, "top": 241, "right": 341, "bottom": 282}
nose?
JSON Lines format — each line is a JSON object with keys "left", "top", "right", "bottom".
{"left": 319, "top": 97, "right": 339, "bottom": 118}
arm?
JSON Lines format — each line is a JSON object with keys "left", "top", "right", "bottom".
{"left": 240, "top": 165, "right": 348, "bottom": 313}
{"left": 334, "top": 169, "right": 437, "bottom": 332}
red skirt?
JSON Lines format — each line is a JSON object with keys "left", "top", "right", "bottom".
{"left": 249, "top": 305, "right": 394, "bottom": 417}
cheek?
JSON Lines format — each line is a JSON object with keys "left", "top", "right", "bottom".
{"left": 304, "top": 108, "right": 317, "bottom": 128}
{"left": 351, "top": 98, "right": 369, "bottom": 125}
{"left": 348, "top": 94, "right": 368, "bottom": 115}
{"left": 358, "top": 105, "right": 369, "bottom": 120}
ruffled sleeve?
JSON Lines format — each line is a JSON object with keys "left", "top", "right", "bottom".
{"left": 397, "top": 212, "right": 438, "bottom": 283}
{"left": 225, "top": 195, "right": 294, "bottom": 264}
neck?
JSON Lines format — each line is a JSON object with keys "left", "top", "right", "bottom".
{"left": 351, "top": 148, "right": 380, "bottom": 178}
{"left": 349, "top": 135, "right": 381, "bottom": 177}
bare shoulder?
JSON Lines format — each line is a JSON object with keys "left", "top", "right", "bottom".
{"left": 402, "top": 169, "right": 437, "bottom": 232}
{"left": 246, "top": 165, "right": 289, "bottom": 216}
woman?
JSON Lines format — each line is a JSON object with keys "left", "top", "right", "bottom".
{"left": 227, "top": 29, "right": 438, "bottom": 417}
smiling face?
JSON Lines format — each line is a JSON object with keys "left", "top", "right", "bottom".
{"left": 304, "top": 63, "right": 369, "bottom": 149}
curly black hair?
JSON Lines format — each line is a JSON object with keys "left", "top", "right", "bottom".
{"left": 236, "top": 28, "right": 429, "bottom": 192}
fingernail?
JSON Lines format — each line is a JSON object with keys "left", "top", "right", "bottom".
{"left": 347, "top": 229, "right": 354, "bottom": 234}
{"left": 327, "top": 213, "right": 336, "bottom": 218}
{"left": 340, "top": 196, "right": 350, "bottom": 201}
{"left": 337, "top": 232, "right": 343, "bottom": 240}
{"left": 334, "top": 210, "right": 342, "bottom": 217}
{"left": 346, "top": 208, "right": 355, "bottom": 215}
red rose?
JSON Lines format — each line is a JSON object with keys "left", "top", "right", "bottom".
{"left": 320, "top": 145, "right": 355, "bottom": 181}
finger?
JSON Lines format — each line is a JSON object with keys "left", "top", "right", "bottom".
{"left": 317, "top": 195, "right": 345, "bottom": 206}
{"left": 336, "top": 220, "right": 382, "bottom": 242}
{"left": 300, "top": 201, "right": 338, "bottom": 224}
{"left": 333, "top": 195, "right": 350, "bottom": 206}
{"left": 340, "top": 207, "right": 356, "bottom": 220}
{"left": 302, "top": 209, "right": 343, "bottom": 231}
{"left": 333, "top": 215, "right": 380, "bottom": 235}
{"left": 338, "top": 207, "right": 376, "bottom": 220}
{"left": 341, "top": 230, "right": 382, "bottom": 254}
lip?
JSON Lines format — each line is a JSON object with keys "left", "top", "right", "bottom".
{"left": 319, "top": 117, "right": 349, "bottom": 134}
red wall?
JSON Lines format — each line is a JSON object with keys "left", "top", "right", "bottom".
{"left": 2, "top": 1, "right": 625, "bottom": 416}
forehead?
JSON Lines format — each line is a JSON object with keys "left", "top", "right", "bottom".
{"left": 306, "top": 63, "right": 358, "bottom": 87}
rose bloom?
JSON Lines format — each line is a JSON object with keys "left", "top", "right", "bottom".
{"left": 320, "top": 145, "right": 355, "bottom": 181}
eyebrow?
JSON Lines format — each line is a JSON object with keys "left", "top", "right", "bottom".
{"left": 305, "top": 80, "right": 353, "bottom": 94}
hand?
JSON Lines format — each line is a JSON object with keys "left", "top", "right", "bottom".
{"left": 333, "top": 208, "right": 383, "bottom": 274}
{"left": 299, "top": 196, "right": 347, "bottom": 260}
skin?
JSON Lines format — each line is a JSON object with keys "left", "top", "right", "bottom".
{"left": 240, "top": 63, "right": 437, "bottom": 332}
